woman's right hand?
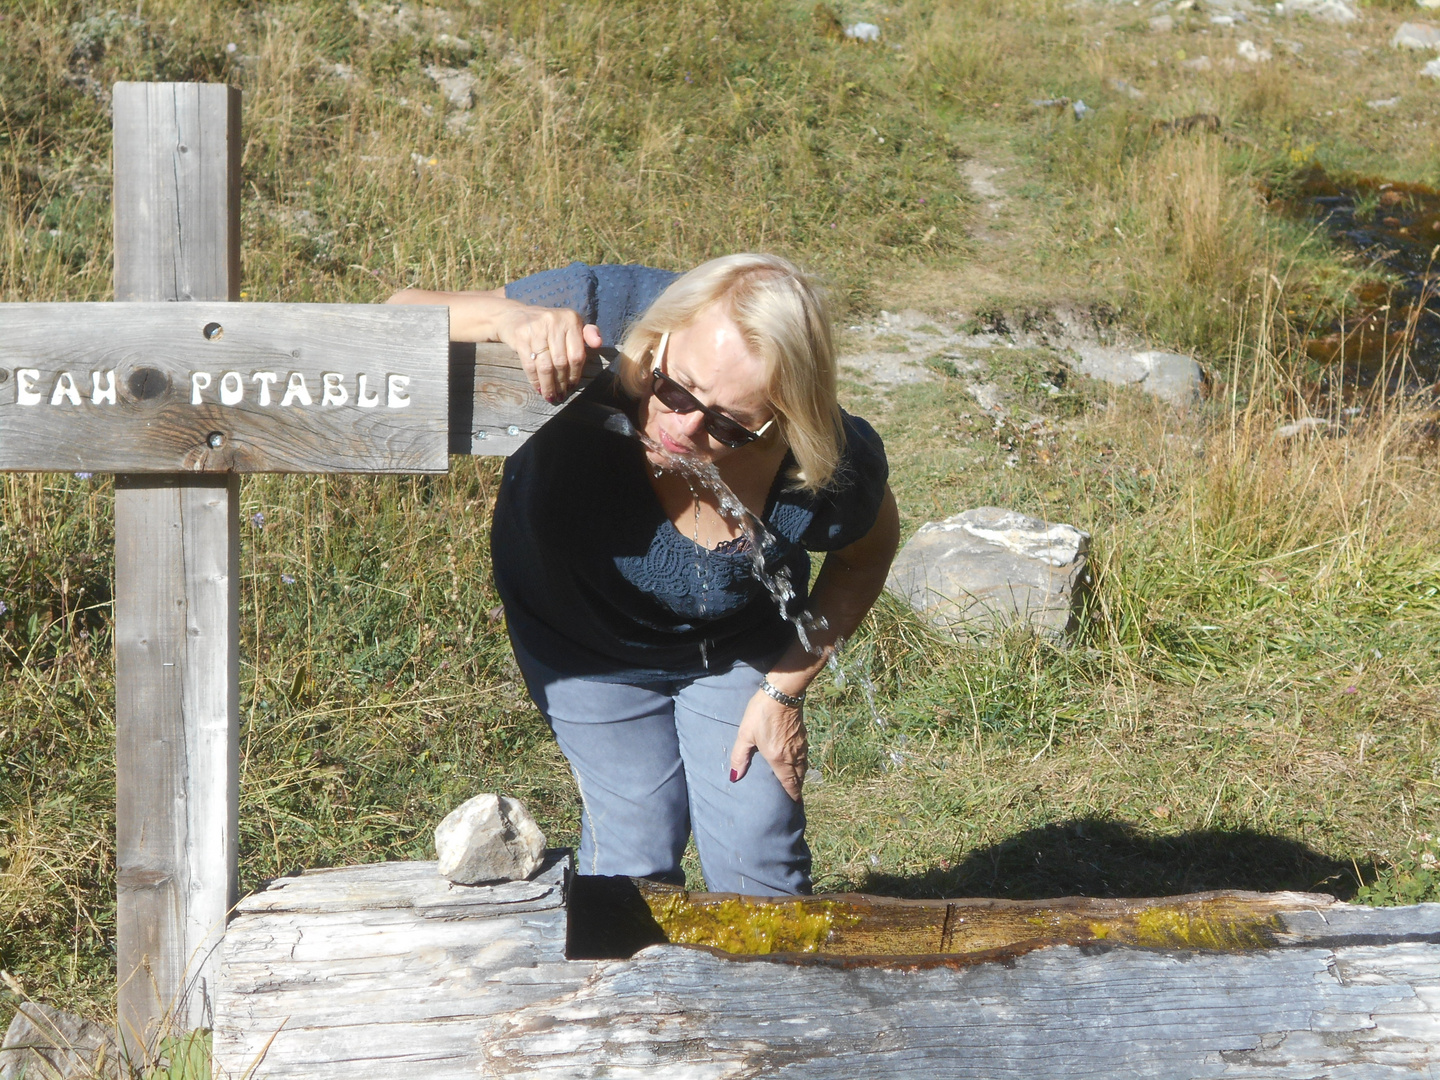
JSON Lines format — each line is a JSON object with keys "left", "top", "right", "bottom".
{"left": 492, "top": 302, "right": 603, "bottom": 404}
{"left": 384, "top": 288, "right": 602, "bottom": 403}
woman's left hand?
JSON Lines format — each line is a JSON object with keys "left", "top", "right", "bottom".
{"left": 730, "top": 691, "right": 808, "bottom": 802}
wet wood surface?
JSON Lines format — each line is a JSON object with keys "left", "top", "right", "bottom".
{"left": 627, "top": 882, "right": 1354, "bottom": 961}
{"left": 213, "top": 862, "right": 1440, "bottom": 1080}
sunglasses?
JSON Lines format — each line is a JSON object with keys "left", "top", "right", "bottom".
{"left": 650, "top": 332, "right": 775, "bottom": 448}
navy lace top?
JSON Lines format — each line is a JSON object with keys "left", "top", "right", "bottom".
{"left": 492, "top": 262, "right": 889, "bottom": 681}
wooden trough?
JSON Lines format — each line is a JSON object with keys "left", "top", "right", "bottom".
{"left": 213, "top": 857, "right": 1440, "bottom": 1079}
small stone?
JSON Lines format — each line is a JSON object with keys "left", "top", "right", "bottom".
{"left": 1281, "top": 0, "right": 1359, "bottom": 23}
{"left": 1180, "top": 54, "right": 1213, "bottom": 72}
{"left": 0, "top": 1004, "right": 118, "bottom": 1080}
{"left": 424, "top": 64, "right": 476, "bottom": 110}
{"left": 886, "top": 508, "right": 1090, "bottom": 641}
{"left": 1136, "top": 351, "right": 1205, "bottom": 406}
{"left": 1367, "top": 95, "right": 1402, "bottom": 109}
{"left": 1074, "top": 347, "right": 1204, "bottom": 406}
{"left": 1150, "top": 14, "right": 1174, "bottom": 32}
{"left": 844, "top": 22, "right": 880, "bottom": 41}
{"left": 1275, "top": 417, "right": 1332, "bottom": 438}
{"left": 1392, "top": 21, "right": 1440, "bottom": 50}
{"left": 1422, "top": 55, "right": 1440, "bottom": 77}
{"left": 1237, "top": 40, "right": 1273, "bottom": 62}
{"left": 435, "top": 793, "right": 546, "bottom": 885}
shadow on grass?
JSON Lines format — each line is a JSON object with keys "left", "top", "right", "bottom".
{"left": 858, "top": 817, "right": 1369, "bottom": 901}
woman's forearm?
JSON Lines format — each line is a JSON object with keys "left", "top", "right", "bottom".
{"left": 386, "top": 286, "right": 603, "bottom": 400}
{"left": 384, "top": 286, "right": 517, "bottom": 342}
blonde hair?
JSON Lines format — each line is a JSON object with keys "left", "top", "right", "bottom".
{"left": 615, "top": 254, "right": 844, "bottom": 493}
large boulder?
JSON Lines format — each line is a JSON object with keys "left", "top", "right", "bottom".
{"left": 435, "top": 794, "right": 546, "bottom": 885}
{"left": 0, "top": 1003, "right": 118, "bottom": 1080}
{"left": 886, "top": 508, "right": 1091, "bottom": 641}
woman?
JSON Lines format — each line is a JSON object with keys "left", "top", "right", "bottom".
{"left": 388, "top": 255, "right": 899, "bottom": 895}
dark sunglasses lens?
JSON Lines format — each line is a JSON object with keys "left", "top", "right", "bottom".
{"left": 703, "top": 415, "right": 752, "bottom": 447}
{"left": 652, "top": 369, "right": 754, "bottom": 447}
{"left": 653, "top": 376, "right": 698, "bottom": 414}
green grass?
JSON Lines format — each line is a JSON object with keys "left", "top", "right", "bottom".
{"left": 3, "top": 0, "right": 1440, "bottom": 1051}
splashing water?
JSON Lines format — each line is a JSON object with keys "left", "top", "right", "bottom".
{"left": 826, "top": 638, "right": 888, "bottom": 731}
{"left": 592, "top": 401, "right": 829, "bottom": 655}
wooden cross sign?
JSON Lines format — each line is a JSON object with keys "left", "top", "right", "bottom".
{"left": 0, "top": 82, "right": 558, "bottom": 1061}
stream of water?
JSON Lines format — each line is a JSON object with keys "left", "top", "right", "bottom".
{"left": 1283, "top": 165, "right": 1440, "bottom": 394}
{"left": 593, "top": 403, "right": 830, "bottom": 657}
{"left": 587, "top": 400, "right": 902, "bottom": 766}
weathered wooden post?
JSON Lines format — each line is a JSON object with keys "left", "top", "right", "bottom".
{"left": 0, "top": 79, "right": 568, "bottom": 1063}
{"left": 111, "top": 81, "right": 242, "bottom": 1051}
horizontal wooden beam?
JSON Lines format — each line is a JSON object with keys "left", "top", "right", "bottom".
{"left": 0, "top": 303, "right": 449, "bottom": 474}
{"left": 447, "top": 341, "right": 600, "bottom": 457}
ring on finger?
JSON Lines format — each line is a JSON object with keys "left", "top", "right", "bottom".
{"left": 530, "top": 349, "right": 552, "bottom": 360}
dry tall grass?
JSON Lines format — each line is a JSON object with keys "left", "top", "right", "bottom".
{"left": 1121, "top": 135, "right": 1270, "bottom": 352}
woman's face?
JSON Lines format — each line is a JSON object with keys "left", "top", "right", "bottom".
{"left": 640, "top": 301, "right": 773, "bottom": 467}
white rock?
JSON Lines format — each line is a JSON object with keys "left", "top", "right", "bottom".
{"left": 886, "top": 508, "right": 1091, "bottom": 641}
{"left": 1180, "top": 54, "right": 1213, "bottom": 71}
{"left": 424, "top": 64, "right": 476, "bottom": 110}
{"left": 1423, "top": 55, "right": 1440, "bottom": 77}
{"left": 966, "top": 382, "right": 1006, "bottom": 414}
{"left": 1420, "top": 0, "right": 1440, "bottom": 10}
{"left": 844, "top": 22, "right": 880, "bottom": 41}
{"left": 1282, "top": 0, "right": 1358, "bottom": 23}
{"left": 0, "top": 1004, "right": 118, "bottom": 1080}
{"left": 1150, "top": 14, "right": 1174, "bottom": 31}
{"left": 1237, "top": 39, "right": 1273, "bottom": 61}
{"left": 1275, "top": 416, "right": 1333, "bottom": 437}
{"left": 435, "top": 794, "right": 546, "bottom": 885}
{"left": 1074, "top": 347, "right": 1205, "bottom": 406}
{"left": 1393, "top": 21, "right": 1440, "bottom": 49}
{"left": 1367, "top": 95, "right": 1402, "bottom": 108}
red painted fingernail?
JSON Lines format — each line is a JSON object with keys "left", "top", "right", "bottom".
{"left": 729, "top": 769, "right": 739, "bottom": 783}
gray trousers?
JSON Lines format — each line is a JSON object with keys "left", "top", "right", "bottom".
{"left": 512, "top": 642, "right": 811, "bottom": 896}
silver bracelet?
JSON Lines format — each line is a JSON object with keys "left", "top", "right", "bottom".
{"left": 759, "top": 678, "right": 805, "bottom": 708}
